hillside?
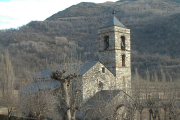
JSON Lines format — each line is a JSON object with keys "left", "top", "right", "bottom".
{"left": 0, "top": 0, "right": 180, "bottom": 80}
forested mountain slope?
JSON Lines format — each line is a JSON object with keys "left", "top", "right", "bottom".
{"left": 0, "top": 0, "right": 180, "bottom": 80}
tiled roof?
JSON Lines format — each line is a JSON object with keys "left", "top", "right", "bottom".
{"left": 19, "top": 80, "right": 60, "bottom": 94}
{"left": 35, "top": 61, "right": 99, "bottom": 79}
{"left": 84, "top": 90, "right": 121, "bottom": 107}
{"left": 102, "top": 16, "right": 126, "bottom": 28}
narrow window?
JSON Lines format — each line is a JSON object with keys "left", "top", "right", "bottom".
{"left": 98, "top": 81, "right": 103, "bottom": 90}
{"left": 123, "top": 77, "right": 126, "bottom": 87}
{"left": 104, "top": 36, "right": 109, "bottom": 50}
{"left": 102, "top": 67, "right": 105, "bottom": 73}
{"left": 122, "top": 55, "right": 125, "bottom": 67}
{"left": 121, "top": 36, "right": 125, "bottom": 50}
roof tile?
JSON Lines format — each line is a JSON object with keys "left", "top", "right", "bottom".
{"left": 102, "top": 16, "right": 126, "bottom": 28}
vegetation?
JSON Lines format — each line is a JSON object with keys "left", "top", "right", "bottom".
{"left": 132, "top": 68, "right": 180, "bottom": 120}
{"left": 1, "top": 0, "right": 180, "bottom": 119}
{"left": 51, "top": 70, "right": 79, "bottom": 120}
{"left": 1, "top": 0, "right": 180, "bottom": 80}
{"left": 0, "top": 50, "right": 17, "bottom": 120}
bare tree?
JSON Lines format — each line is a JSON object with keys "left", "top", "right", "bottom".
{"left": 132, "top": 68, "right": 146, "bottom": 120}
{"left": 131, "top": 67, "right": 180, "bottom": 120}
{"left": 19, "top": 80, "right": 58, "bottom": 120}
{"left": 162, "top": 79, "right": 180, "bottom": 120}
{"left": 0, "top": 49, "right": 17, "bottom": 120}
{"left": 51, "top": 69, "right": 79, "bottom": 120}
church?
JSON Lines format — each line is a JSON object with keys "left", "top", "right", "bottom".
{"left": 20, "top": 13, "right": 133, "bottom": 119}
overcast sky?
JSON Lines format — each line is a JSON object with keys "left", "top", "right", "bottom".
{"left": 0, "top": 0, "right": 117, "bottom": 30}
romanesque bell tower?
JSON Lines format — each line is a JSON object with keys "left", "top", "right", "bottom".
{"left": 98, "top": 13, "right": 131, "bottom": 92}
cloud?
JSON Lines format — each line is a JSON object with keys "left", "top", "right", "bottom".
{"left": 0, "top": 15, "right": 29, "bottom": 29}
{"left": 0, "top": 0, "right": 117, "bottom": 29}
{"left": 0, "top": 0, "right": 11, "bottom": 2}
{"left": 0, "top": 16, "right": 15, "bottom": 24}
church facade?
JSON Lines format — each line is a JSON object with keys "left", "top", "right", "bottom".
{"left": 22, "top": 14, "right": 133, "bottom": 119}
{"left": 36, "top": 14, "right": 131, "bottom": 99}
{"left": 81, "top": 14, "right": 132, "bottom": 119}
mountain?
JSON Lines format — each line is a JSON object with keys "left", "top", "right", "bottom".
{"left": 0, "top": 0, "right": 180, "bottom": 80}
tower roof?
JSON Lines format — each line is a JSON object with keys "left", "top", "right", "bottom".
{"left": 102, "top": 15, "right": 126, "bottom": 28}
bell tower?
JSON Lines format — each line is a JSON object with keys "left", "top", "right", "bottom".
{"left": 98, "top": 13, "right": 131, "bottom": 91}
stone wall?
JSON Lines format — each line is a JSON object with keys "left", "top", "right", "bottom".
{"left": 98, "top": 26, "right": 131, "bottom": 94}
{"left": 104, "top": 91, "right": 133, "bottom": 119}
{"left": 82, "top": 62, "right": 115, "bottom": 102}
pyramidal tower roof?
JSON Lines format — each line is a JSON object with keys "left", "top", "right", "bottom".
{"left": 102, "top": 15, "right": 126, "bottom": 28}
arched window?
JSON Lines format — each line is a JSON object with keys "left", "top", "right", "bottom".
{"left": 122, "top": 54, "right": 125, "bottom": 67}
{"left": 121, "top": 36, "right": 125, "bottom": 50}
{"left": 104, "top": 36, "right": 109, "bottom": 50}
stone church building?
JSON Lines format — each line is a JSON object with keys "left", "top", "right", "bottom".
{"left": 21, "top": 14, "right": 133, "bottom": 119}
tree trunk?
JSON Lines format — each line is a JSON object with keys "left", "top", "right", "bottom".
{"left": 158, "top": 114, "right": 161, "bottom": 120}
{"left": 62, "top": 81, "right": 71, "bottom": 120}
{"left": 71, "top": 109, "right": 77, "bottom": 120}
{"left": 149, "top": 110, "right": 151, "bottom": 120}
{"left": 51, "top": 70, "right": 78, "bottom": 120}
{"left": 140, "top": 111, "right": 142, "bottom": 120}
{"left": 38, "top": 114, "right": 41, "bottom": 120}
{"left": 164, "top": 110, "right": 167, "bottom": 120}
{"left": 7, "top": 108, "right": 11, "bottom": 120}
{"left": 152, "top": 112, "right": 157, "bottom": 120}
{"left": 153, "top": 116, "right": 156, "bottom": 120}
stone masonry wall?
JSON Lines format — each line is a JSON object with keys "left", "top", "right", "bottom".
{"left": 98, "top": 26, "right": 131, "bottom": 94}
{"left": 114, "top": 26, "right": 131, "bottom": 94}
{"left": 98, "top": 26, "right": 116, "bottom": 75}
{"left": 82, "top": 62, "right": 115, "bottom": 102}
{"left": 104, "top": 91, "right": 133, "bottom": 119}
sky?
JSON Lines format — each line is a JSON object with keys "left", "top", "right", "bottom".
{"left": 0, "top": 0, "right": 117, "bottom": 30}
